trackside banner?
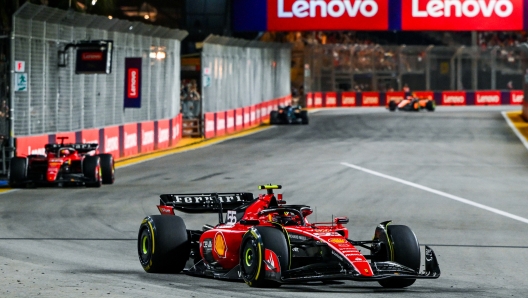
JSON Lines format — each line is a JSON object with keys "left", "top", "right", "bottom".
{"left": 233, "top": 0, "right": 528, "bottom": 31}
{"left": 401, "top": 0, "right": 525, "bottom": 30}
{"left": 269, "top": 0, "right": 389, "bottom": 30}
{"left": 124, "top": 57, "right": 142, "bottom": 108}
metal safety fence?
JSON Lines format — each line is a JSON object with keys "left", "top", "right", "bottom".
{"left": 201, "top": 35, "right": 291, "bottom": 113}
{"left": 11, "top": 3, "right": 187, "bottom": 137}
{"left": 305, "top": 44, "right": 528, "bottom": 93}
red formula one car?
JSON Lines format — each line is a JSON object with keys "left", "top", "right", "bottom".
{"left": 9, "top": 137, "right": 115, "bottom": 187}
{"left": 388, "top": 96, "right": 435, "bottom": 112}
{"left": 137, "top": 185, "right": 440, "bottom": 288}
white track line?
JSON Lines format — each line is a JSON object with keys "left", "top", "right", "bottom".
{"left": 501, "top": 111, "right": 528, "bottom": 151}
{"left": 341, "top": 162, "right": 528, "bottom": 224}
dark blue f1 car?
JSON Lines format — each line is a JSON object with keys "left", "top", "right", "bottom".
{"left": 269, "top": 105, "right": 309, "bottom": 125}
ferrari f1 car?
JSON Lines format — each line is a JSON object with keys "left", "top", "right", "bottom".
{"left": 9, "top": 137, "right": 115, "bottom": 187}
{"left": 270, "top": 105, "right": 309, "bottom": 125}
{"left": 388, "top": 97, "right": 435, "bottom": 112}
{"left": 137, "top": 185, "right": 440, "bottom": 288}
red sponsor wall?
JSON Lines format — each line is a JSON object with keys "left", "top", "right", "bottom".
{"left": 325, "top": 92, "right": 337, "bottom": 107}
{"left": 361, "top": 92, "right": 380, "bottom": 106}
{"left": 511, "top": 90, "right": 524, "bottom": 104}
{"left": 442, "top": 91, "right": 466, "bottom": 105}
{"left": 341, "top": 92, "right": 356, "bottom": 107}
{"left": 102, "top": 126, "right": 120, "bottom": 159}
{"left": 243, "top": 107, "right": 251, "bottom": 128}
{"left": 235, "top": 108, "right": 244, "bottom": 131}
{"left": 80, "top": 128, "right": 100, "bottom": 146}
{"left": 475, "top": 90, "right": 501, "bottom": 105}
{"left": 306, "top": 92, "right": 313, "bottom": 108}
{"left": 216, "top": 112, "right": 226, "bottom": 137}
{"left": 171, "top": 114, "right": 182, "bottom": 147}
{"left": 260, "top": 102, "right": 269, "bottom": 121}
{"left": 122, "top": 123, "right": 139, "bottom": 157}
{"left": 156, "top": 119, "right": 170, "bottom": 150}
{"left": 204, "top": 112, "right": 216, "bottom": 139}
{"left": 250, "top": 105, "right": 257, "bottom": 126}
{"left": 226, "top": 110, "right": 235, "bottom": 134}
{"left": 15, "top": 135, "right": 49, "bottom": 156}
{"left": 140, "top": 121, "right": 155, "bottom": 154}
{"left": 314, "top": 92, "right": 323, "bottom": 108}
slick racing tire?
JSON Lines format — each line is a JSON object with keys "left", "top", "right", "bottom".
{"left": 388, "top": 101, "right": 397, "bottom": 111}
{"left": 83, "top": 156, "right": 102, "bottom": 188}
{"left": 9, "top": 157, "right": 27, "bottom": 188}
{"left": 270, "top": 111, "right": 279, "bottom": 125}
{"left": 425, "top": 100, "right": 435, "bottom": 112}
{"left": 378, "top": 225, "right": 420, "bottom": 288}
{"left": 138, "top": 215, "right": 190, "bottom": 273}
{"left": 240, "top": 226, "right": 289, "bottom": 288}
{"left": 300, "top": 110, "right": 309, "bottom": 124}
{"left": 98, "top": 154, "right": 115, "bottom": 184}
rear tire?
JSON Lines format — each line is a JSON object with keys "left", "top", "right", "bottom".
{"left": 98, "top": 154, "right": 115, "bottom": 184}
{"left": 9, "top": 157, "right": 27, "bottom": 188}
{"left": 138, "top": 215, "right": 190, "bottom": 273}
{"left": 388, "top": 101, "right": 397, "bottom": 111}
{"left": 378, "top": 225, "right": 420, "bottom": 288}
{"left": 300, "top": 110, "right": 309, "bottom": 124}
{"left": 83, "top": 156, "right": 101, "bottom": 188}
{"left": 240, "top": 226, "right": 289, "bottom": 288}
{"left": 270, "top": 111, "right": 279, "bottom": 124}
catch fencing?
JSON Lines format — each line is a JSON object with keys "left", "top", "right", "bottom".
{"left": 305, "top": 44, "right": 527, "bottom": 93}
{"left": 201, "top": 35, "right": 291, "bottom": 113}
{"left": 11, "top": 3, "right": 187, "bottom": 137}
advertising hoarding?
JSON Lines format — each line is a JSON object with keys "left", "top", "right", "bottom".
{"left": 233, "top": 0, "right": 528, "bottom": 31}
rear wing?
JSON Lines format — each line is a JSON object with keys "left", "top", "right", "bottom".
{"left": 159, "top": 192, "right": 254, "bottom": 214}
{"left": 45, "top": 143, "right": 98, "bottom": 154}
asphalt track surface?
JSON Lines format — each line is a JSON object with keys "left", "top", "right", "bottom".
{"left": 1, "top": 106, "right": 528, "bottom": 297}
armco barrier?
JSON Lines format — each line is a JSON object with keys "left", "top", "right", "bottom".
{"left": 15, "top": 115, "right": 183, "bottom": 160}
{"left": 306, "top": 91, "right": 524, "bottom": 108}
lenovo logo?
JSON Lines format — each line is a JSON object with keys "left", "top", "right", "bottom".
{"left": 476, "top": 94, "right": 500, "bottom": 104}
{"left": 412, "top": 0, "right": 513, "bottom": 18}
{"left": 105, "top": 136, "right": 118, "bottom": 153}
{"left": 443, "top": 95, "right": 465, "bottom": 103}
{"left": 278, "top": 0, "right": 379, "bottom": 18}
{"left": 128, "top": 68, "right": 139, "bottom": 98}
{"left": 82, "top": 52, "right": 103, "bottom": 61}
{"left": 125, "top": 132, "right": 137, "bottom": 149}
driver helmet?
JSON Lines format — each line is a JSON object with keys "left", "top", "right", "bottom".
{"left": 59, "top": 149, "right": 71, "bottom": 156}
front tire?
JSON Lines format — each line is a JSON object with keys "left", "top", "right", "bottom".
{"left": 138, "top": 215, "right": 190, "bottom": 273}
{"left": 9, "top": 157, "right": 27, "bottom": 188}
{"left": 425, "top": 100, "right": 435, "bottom": 112}
{"left": 240, "top": 226, "right": 289, "bottom": 288}
{"left": 378, "top": 225, "right": 420, "bottom": 288}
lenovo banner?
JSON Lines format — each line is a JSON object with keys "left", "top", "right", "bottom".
{"left": 234, "top": 0, "right": 528, "bottom": 31}
{"left": 124, "top": 57, "right": 142, "bottom": 108}
{"left": 442, "top": 91, "right": 466, "bottom": 105}
{"left": 269, "top": 0, "right": 389, "bottom": 31}
{"left": 475, "top": 91, "right": 501, "bottom": 105}
{"left": 401, "top": 0, "right": 525, "bottom": 30}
